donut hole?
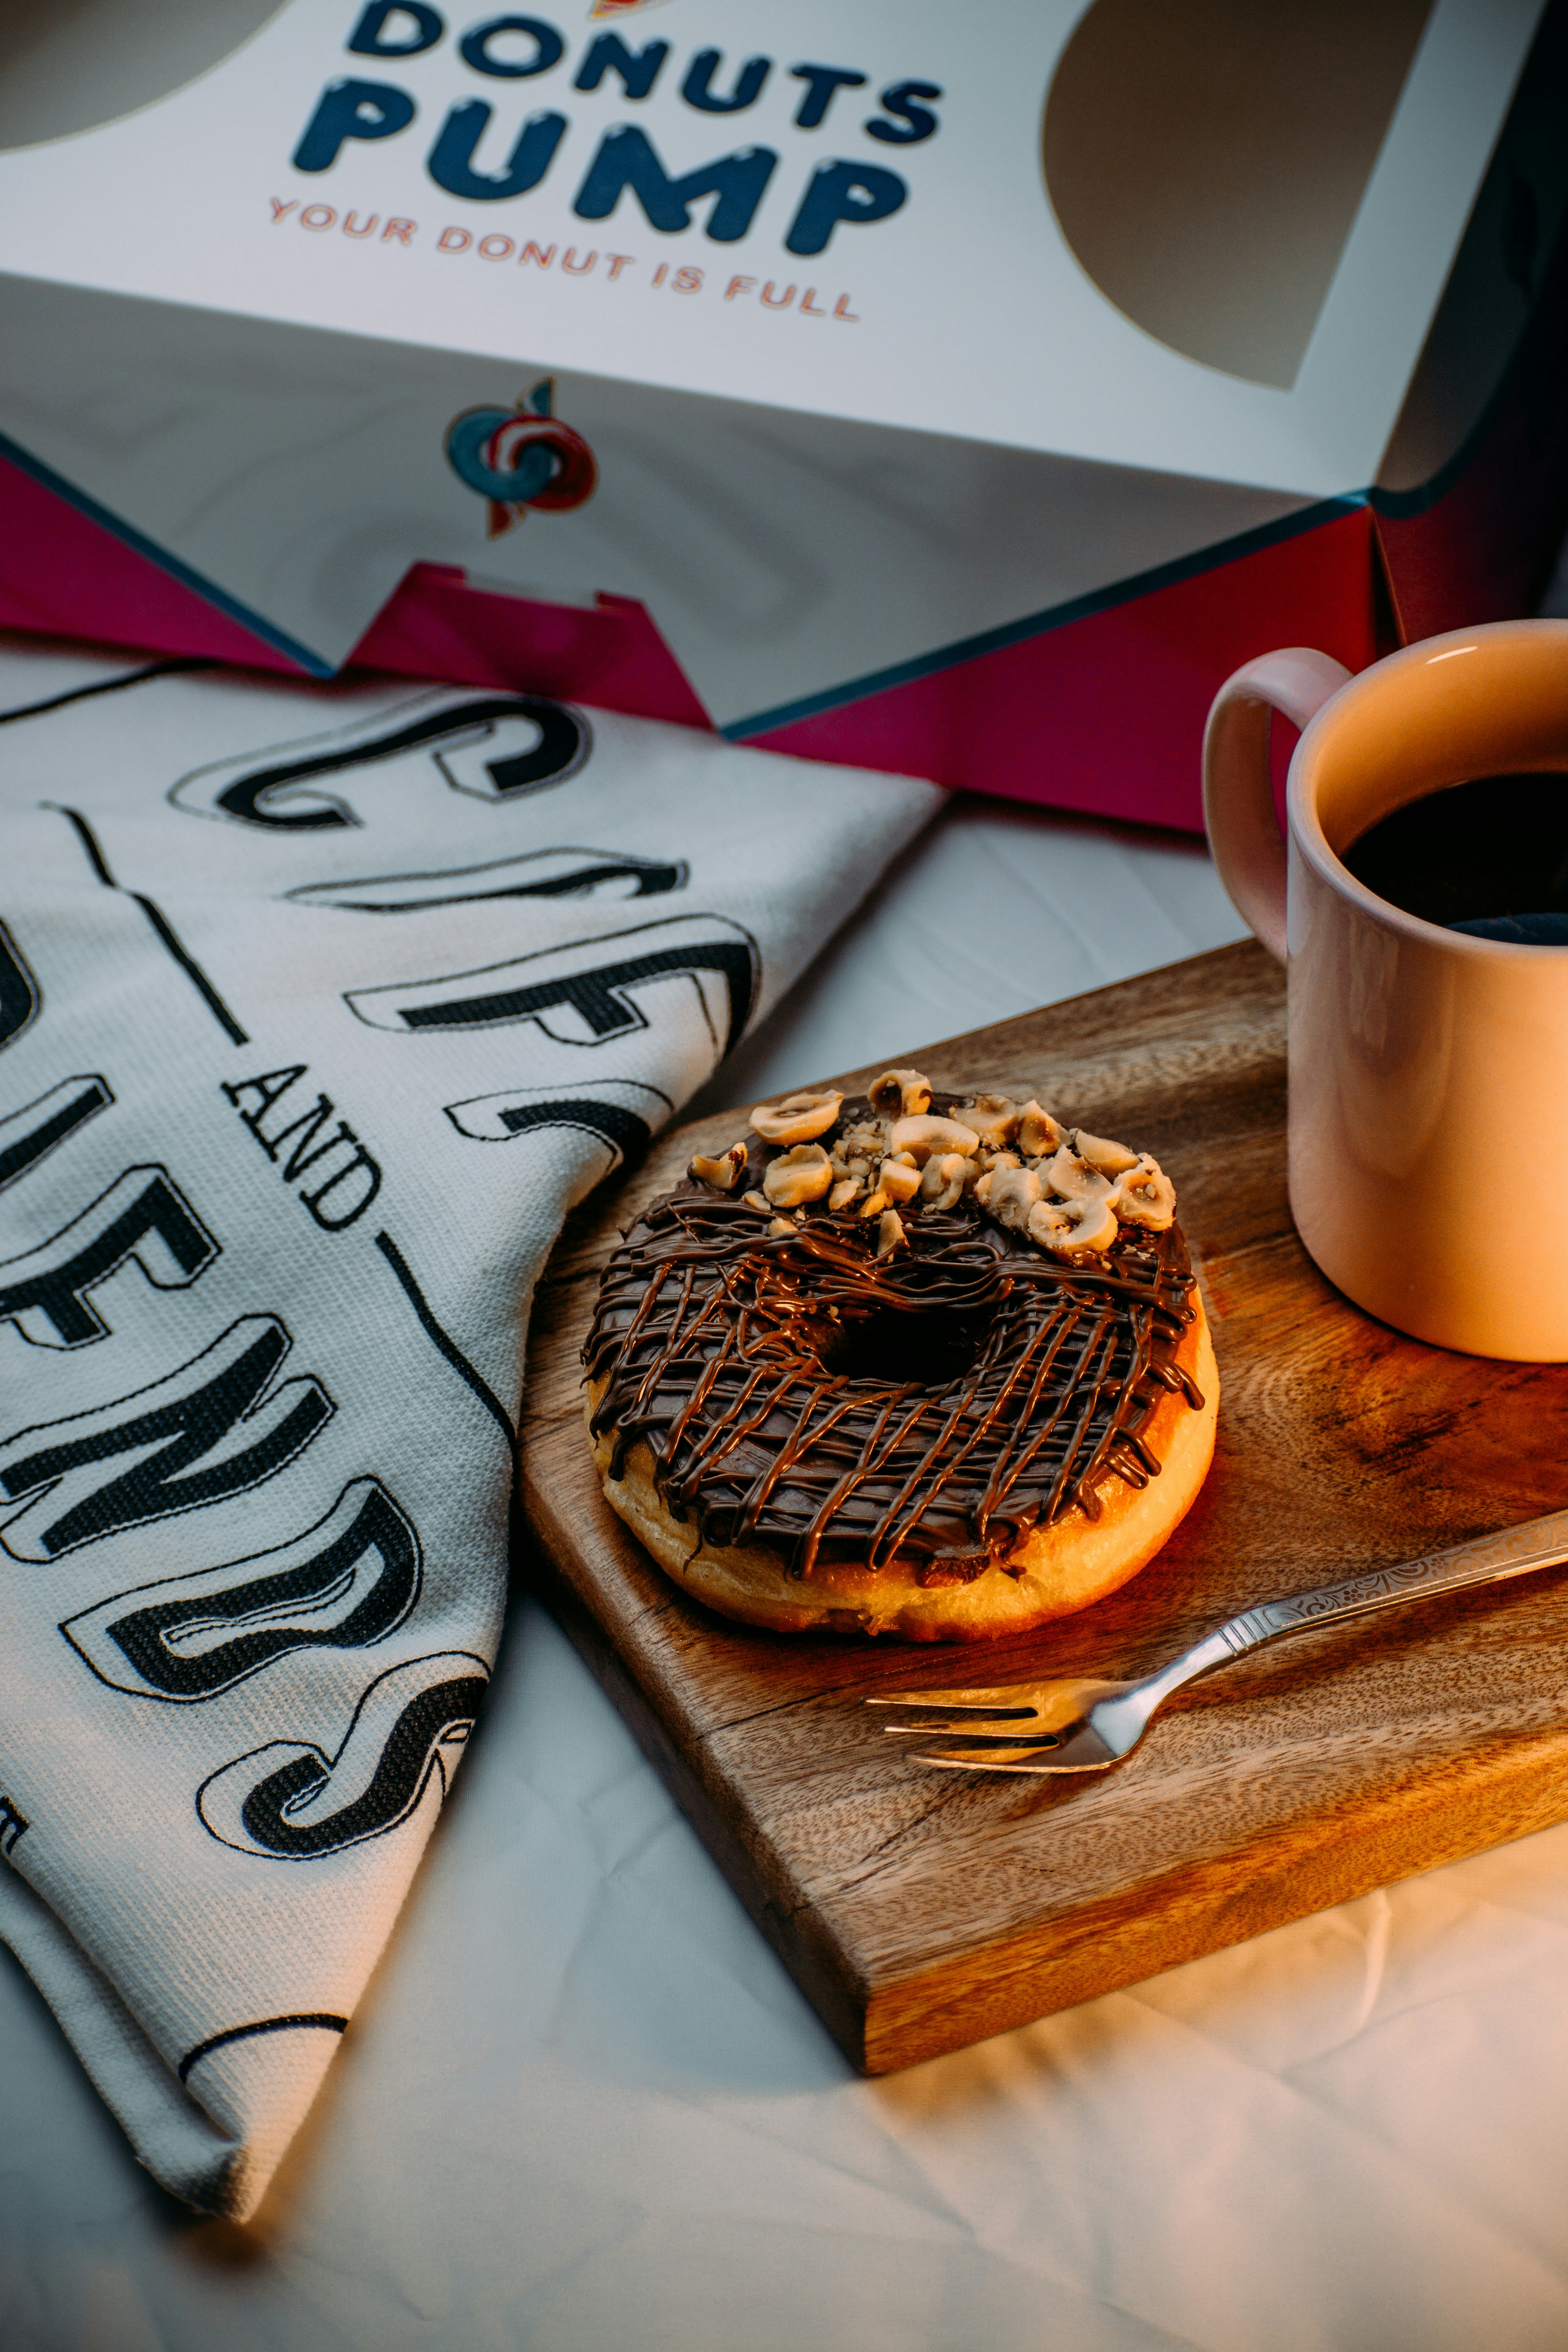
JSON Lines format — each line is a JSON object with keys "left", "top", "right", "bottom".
{"left": 819, "top": 1303, "right": 989, "bottom": 1389}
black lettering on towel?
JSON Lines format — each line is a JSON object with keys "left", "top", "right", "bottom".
{"left": 61, "top": 1478, "right": 421, "bottom": 1701}
{"left": 0, "top": 1166, "right": 217, "bottom": 1347}
{"left": 444, "top": 1077, "right": 672, "bottom": 1172}
{"left": 170, "top": 693, "right": 590, "bottom": 829}
{"left": 499, "top": 1098, "right": 644, "bottom": 1147}
{"left": 0, "top": 919, "right": 40, "bottom": 1051}
{"left": 345, "top": 912, "right": 760, "bottom": 1056}
{"left": 51, "top": 808, "right": 249, "bottom": 1045}
{"left": 0, "top": 1076, "right": 113, "bottom": 1192}
{"left": 284, "top": 844, "right": 686, "bottom": 913}
{"left": 222, "top": 1067, "right": 383, "bottom": 1231}
{"left": 196, "top": 1651, "right": 488, "bottom": 1858}
{"left": 178, "top": 2012, "right": 346, "bottom": 2085}
{"left": 0, "top": 1315, "right": 333, "bottom": 1561}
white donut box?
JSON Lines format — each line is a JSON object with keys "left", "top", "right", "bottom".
{"left": 0, "top": 0, "right": 1565, "bottom": 829}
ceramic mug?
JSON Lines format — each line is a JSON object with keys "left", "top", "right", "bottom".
{"left": 1203, "top": 617, "right": 1568, "bottom": 1361}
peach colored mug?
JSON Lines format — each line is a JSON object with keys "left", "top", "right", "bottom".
{"left": 1203, "top": 617, "right": 1568, "bottom": 1360}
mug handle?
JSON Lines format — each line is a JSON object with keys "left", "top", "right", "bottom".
{"left": 1201, "top": 649, "right": 1351, "bottom": 962}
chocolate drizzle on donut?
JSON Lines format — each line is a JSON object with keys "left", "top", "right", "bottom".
{"left": 584, "top": 1095, "right": 1201, "bottom": 1587}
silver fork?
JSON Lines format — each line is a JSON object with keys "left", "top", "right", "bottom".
{"left": 867, "top": 1507, "right": 1568, "bottom": 1773}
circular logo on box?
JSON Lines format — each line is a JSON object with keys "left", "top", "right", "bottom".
{"left": 445, "top": 380, "right": 598, "bottom": 537}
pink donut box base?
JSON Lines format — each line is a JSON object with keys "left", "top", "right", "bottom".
{"left": 0, "top": 358, "right": 1560, "bottom": 840}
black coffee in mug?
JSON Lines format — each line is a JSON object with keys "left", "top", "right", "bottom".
{"left": 1342, "top": 771, "right": 1568, "bottom": 943}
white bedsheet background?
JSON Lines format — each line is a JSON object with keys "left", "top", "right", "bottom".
{"left": 4, "top": 631, "right": 1568, "bottom": 2351}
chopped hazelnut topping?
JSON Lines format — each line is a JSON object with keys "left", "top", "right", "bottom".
{"left": 961, "top": 1094, "right": 1023, "bottom": 1150}
{"left": 762, "top": 1144, "right": 835, "bottom": 1208}
{"left": 869, "top": 1067, "right": 932, "bottom": 1119}
{"left": 1072, "top": 1127, "right": 1140, "bottom": 1176}
{"left": 708, "top": 1070, "right": 1174, "bottom": 1263}
{"left": 1111, "top": 1154, "right": 1176, "bottom": 1230}
{"left": 1028, "top": 1193, "right": 1118, "bottom": 1257}
{"left": 921, "top": 1151, "right": 974, "bottom": 1212}
{"left": 1016, "top": 1102, "right": 1067, "bottom": 1160}
{"left": 878, "top": 1158, "right": 922, "bottom": 1205}
{"left": 887, "top": 1113, "right": 980, "bottom": 1164}
{"left": 984, "top": 1163, "right": 1043, "bottom": 1232}
{"left": 689, "top": 1142, "right": 748, "bottom": 1192}
{"left": 750, "top": 1090, "right": 843, "bottom": 1145}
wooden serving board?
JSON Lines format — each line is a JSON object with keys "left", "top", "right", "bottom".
{"left": 519, "top": 940, "right": 1568, "bottom": 2073}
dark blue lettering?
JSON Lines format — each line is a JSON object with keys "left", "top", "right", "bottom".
{"left": 573, "top": 125, "right": 776, "bottom": 242}
{"left": 681, "top": 49, "right": 770, "bottom": 114}
{"left": 866, "top": 80, "right": 942, "bottom": 145}
{"left": 785, "top": 158, "right": 906, "bottom": 255}
{"left": 572, "top": 31, "right": 668, "bottom": 98}
{"left": 458, "top": 13, "right": 563, "bottom": 77}
{"left": 788, "top": 63, "right": 867, "bottom": 130}
{"left": 427, "top": 102, "right": 566, "bottom": 199}
{"left": 347, "top": 2, "right": 444, "bottom": 57}
{"left": 292, "top": 78, "right": 416, "bottom": 174}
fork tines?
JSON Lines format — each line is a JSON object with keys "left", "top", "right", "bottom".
{"left": 906, "top": 1746, "right": 1071, "bottom": 1771}
{"left": 869, "top": 1691, "right": 1065, "bottom": 1769}
{"left": 865, "top": 1690, "right": 1041, "bottom": 1717}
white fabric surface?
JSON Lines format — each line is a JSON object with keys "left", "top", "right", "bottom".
{"left": 4, "top": 633, "right": 1568, "bottom": 2348}
{"left": 0, "top": 638, "right": 937, "bottom": 2222}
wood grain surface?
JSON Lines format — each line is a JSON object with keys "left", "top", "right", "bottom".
{"left": 518, "top": 939, "right": 1568, "bottom": 2073}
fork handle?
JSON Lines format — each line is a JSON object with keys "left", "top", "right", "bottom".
{"left": 1146, "top": 1507, "right": 1568, "bottom": 1702}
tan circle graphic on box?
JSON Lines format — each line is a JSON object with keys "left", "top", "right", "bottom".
{"left": 0, "top": 0, "right": 289, "bottom": 151}
{"left": 1043, "top": 0, "right": 1432, "bottom": 388}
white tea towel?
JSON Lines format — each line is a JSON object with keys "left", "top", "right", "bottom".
{"left": 0, "top": 654, "right": 939, "bottom": 2218}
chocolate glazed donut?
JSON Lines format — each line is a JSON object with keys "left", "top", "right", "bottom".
{"left": 583, "top": 1089, "right": 1218, "bottom": 1641}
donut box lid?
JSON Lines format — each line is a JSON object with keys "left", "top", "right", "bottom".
{"left": 0, "top": 0, "right": 1557, "bottom": 727}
